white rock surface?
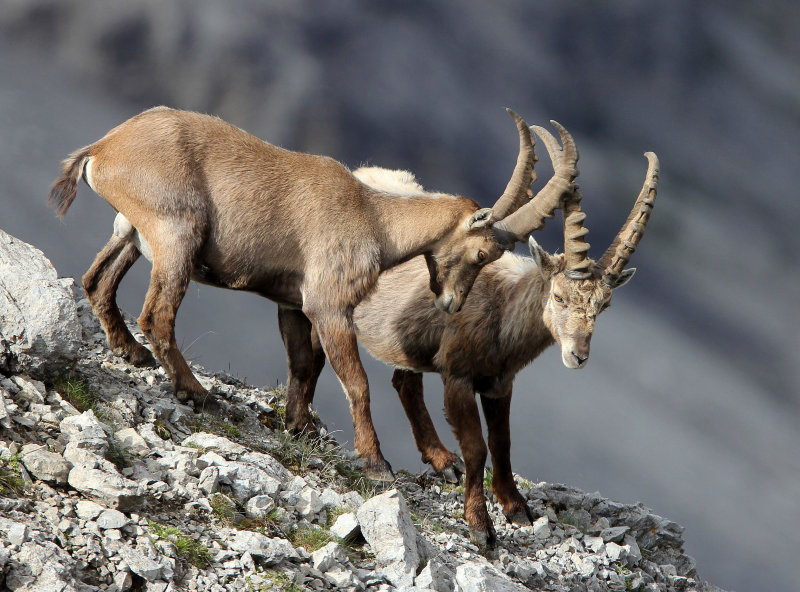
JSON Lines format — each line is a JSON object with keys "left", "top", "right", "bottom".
{"left": 20, "top": 443, "right": 72, "bottom": 484}
{"left": 0, "top": 229, "right": 81, "bottom": 376}
{"left": 357, "top": 488, "right": 420, "bottom": 588}
{"left": 0, "top": 232, "right": 727, "bottom": 592}
{"left": 454, "top": 562, "right": 529, "bottom": 592}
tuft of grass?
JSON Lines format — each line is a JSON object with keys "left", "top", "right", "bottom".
{"left": 54, "top": 375, "right": 97, "bottom": 412}
{"left": 325, "top": 506, "right": 349, "bottom": 528}
{"left": 147, "top": 521, "right": 212, "bottom": 569}
{"left": 235, "top": 508, "right": 283, "bottom": 535}
{"left": 183, "top": 413, "right": 239, "bottom": 441}
{"left": 0, "top": 455, "right": 26, "bottom": 497}
{"left": 334, "top": 462, "right": 376, "bottom": 500}
{"left": 271, "top": 429, "right": 335, "bottom": 475}
{"left": 289, "top": 524, "right": 336, "bottom": 552}
{"left": 411, "top": 511, "right": 450, "bottom": 534}
{"left": 209, "top": 493, "right": 237, "bottom": 525}
{"left": 257, "top": 570, "right": 302, "bottom": 592}
{"left": 483, "top": 467, "right": 493, "bottom": 491}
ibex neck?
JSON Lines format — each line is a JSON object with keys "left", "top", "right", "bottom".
{"left": 366, "top": 187, "right": 471, "bottom": 269}
{"left": 492, "top": 255, "right": 555, "bottom": 361}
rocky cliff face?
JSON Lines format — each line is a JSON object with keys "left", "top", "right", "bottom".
{"left": 0, "top": 231, "right": 727, "bottom": 591}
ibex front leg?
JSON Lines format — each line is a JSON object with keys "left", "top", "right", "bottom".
{"left": 394, "top": 369, "right": 464, "bottom": 483}
{"left": 307, "top": 307, "right": 393, "bottom": 481}
{"left": 480, "top": 390, "right": 534, "bottom": 525}
{"left": 82, "top": 235, "right": 156, "bottom": 367}
{"left": 278, "top": 306, "right": 326, "bottom": 434}
{"left": 443, "top": 375, "right": 495, "bottom": 548}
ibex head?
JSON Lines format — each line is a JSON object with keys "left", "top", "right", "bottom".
{"left": 422, "top": 207, "right": 502, "bottom": 313}
{"left": 420, "top": 111, "right": 582, "bottom": 314}
{"left": 530, "top": 148, "right": 659, "bottom": 368}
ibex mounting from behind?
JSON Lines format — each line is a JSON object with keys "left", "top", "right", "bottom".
{"left": 49, "top": 106, "right": 567, "bottom": 479}
{"left": 285, "top": 124, "right": 659, "bottom": 545}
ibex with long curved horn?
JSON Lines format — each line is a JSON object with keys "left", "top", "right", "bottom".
{"left": 49, "top": 106, "right": 562, "bottom": 479}
{"left": 284, "top": 123, "right": 659, "bottom": 544}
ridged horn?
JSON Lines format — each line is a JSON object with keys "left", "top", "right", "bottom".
{"left": 562, "top": 187, "right": 591, "bottom": 280}
{"left": 598, "top": 152, "right": 660, "bottom": 285}
{"left": 492, "top": 120, "right": 579, "bottom": 247}
{"left": 491, "top": 109, "right": 537, "bottom": 221}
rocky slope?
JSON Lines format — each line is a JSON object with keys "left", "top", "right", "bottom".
{"left": 0, "top": 230, "right": 728, "bottom": 591}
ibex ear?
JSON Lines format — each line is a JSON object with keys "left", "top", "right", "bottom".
{"left": 466, "top": 208, "right": 494, "bottom": 230}
{"left": 612, "top": 268, "right": 636, "bottom": 288}
{"left": 528, "top": 236, "right": 551, "bottom": 278}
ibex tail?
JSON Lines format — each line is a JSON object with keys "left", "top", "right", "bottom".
{"left": 49, "top": 145, "right": 92, "bottom": 217}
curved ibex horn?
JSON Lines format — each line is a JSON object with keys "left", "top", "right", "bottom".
{"left": 597, "top": 152, "right": 659, "bottom": 286}
{"left": 492, "top": 120, "right": 579, "bottom": 247}
{"left": 562, "top": 186, "right": 591, "bottom": 280}
{"left": 491, "top": 109, "right": 537, "bottom": 221}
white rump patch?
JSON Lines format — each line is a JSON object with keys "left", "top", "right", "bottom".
{"left": 83, "top": 157, "right": 97, "bottom": 192}
{"left": 113, "top": 213, "right": 153, "bottom": 262}
{"left": 353, "top": 166, "right": 428, "bottom": 196}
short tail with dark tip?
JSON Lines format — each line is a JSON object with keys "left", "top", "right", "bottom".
{"left": 49, "top": 145, "right": 92, "bottom": 217}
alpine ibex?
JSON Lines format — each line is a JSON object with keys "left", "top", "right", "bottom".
{"left": 284, "top": 124, "right": 659, "bottom": 545}
{"left": 49, "top": 106, "right": 570, "bottom": 478}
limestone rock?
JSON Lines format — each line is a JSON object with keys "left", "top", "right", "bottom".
{"left": 0, "top": 229, "right": 81, "bottom": 377}
{"left": 356, "top": 488, "right": 420, "bottom": 588}
{"left": 115, "top": 427, "right": 151, "bottom": 456}
{"left": 20, "top": 443, "right": 72, "bottom": 485}
{"left": 228, "top": 531, "right": 299, "bottom": 565}
{"left": 68, "top": 466, "right": 143, "bottom": 510}
{"left": 454, "top": 562, "right": 528, "bottom": 592}
{"left": 330, "top": 511, "right": 360, "bottom": 542}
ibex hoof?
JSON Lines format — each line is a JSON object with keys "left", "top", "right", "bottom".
{"left": 175, "top": 385, "right": 214, "bottom": 407}
{"left": 363, "top": 458, "right": 395, "bottom": 483}
{"left": 469, "top": 525, "right": 497, "bottom": 551}
{"left": 113, "top": 343, "right": 158, "bottom": 368}
{"left": 128, "top": 347, "right": 158, "bottom": 368}
{"left": 435, "top": 455, "right": 465, "bottom": 484}
{"left": 504, "top": 503, "right": 535, "bottom": 526}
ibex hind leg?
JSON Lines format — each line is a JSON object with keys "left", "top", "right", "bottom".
{"left": 278, "top": 306, "right": 326, "bottom": 434}
{"left": 393, "top": 369, "right": 464, "bottom": 483}
{"left": 137, "top": 227, "right": 208, "bottom": 406}
{"left": 82, "top": 235, "right": 157, "bottom": 367}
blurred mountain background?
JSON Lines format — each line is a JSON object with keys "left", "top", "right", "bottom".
{"left": 1, "top": 2, "right": 798, "bottom": 590}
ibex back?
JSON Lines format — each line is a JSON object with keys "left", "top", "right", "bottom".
{"left": 50, "top": 106, "right": 559, "bottom": 478}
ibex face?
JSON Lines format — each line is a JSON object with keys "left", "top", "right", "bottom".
{"left": 424, "top": 209, "right": 503, "bottom": 313}
{"left": 532, "top": 239, "right": 635, "bottom": 369}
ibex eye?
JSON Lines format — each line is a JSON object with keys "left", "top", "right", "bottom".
{"left": 554, "top": 294, "right": 564, "bottom": 303}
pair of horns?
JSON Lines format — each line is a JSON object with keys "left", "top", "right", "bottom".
{"left": 490, "top": 110, "right": 579, "bottom": 248}
{"left": 491, "top": 110, "right": 659, "bottom": 281}
{"left": 561, "top": 151, "right": 659, "bottom": 282}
